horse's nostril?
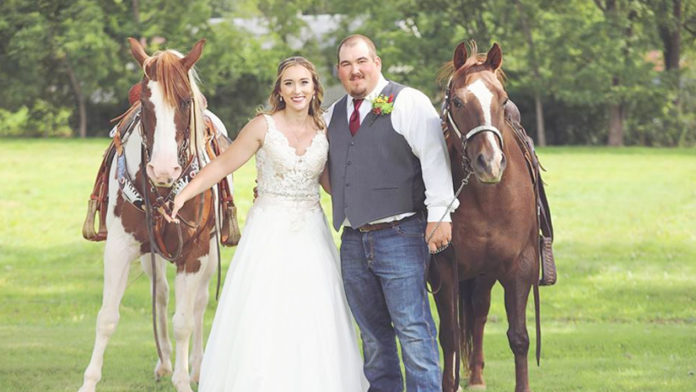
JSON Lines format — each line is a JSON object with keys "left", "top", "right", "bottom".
{"left": 477, "top": 154, "right": 487, "bottom": 169}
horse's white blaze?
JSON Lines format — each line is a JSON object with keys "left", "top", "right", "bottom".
{"left": 467, "top": 79, "right": 493, "bottom": 126}
{"left": 147, "top": 80, "right": 181, "bottom": 183}
{"left": 468, "top": 79, "right": 504, "bottom": 177}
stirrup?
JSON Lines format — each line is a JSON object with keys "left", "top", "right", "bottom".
{"left": 539, "top": 236, "right": 556, "bottom": 286}
{"left": 220, "top": 205, "right": 241, "bottom": 246}
{"left": 82, "top": 199, "right": 107, "bottom": 241}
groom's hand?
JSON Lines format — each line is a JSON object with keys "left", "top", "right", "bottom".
{"left": 426, "top": 222, "right": 452, "bottom": 254}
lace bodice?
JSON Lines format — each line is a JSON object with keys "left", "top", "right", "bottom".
{"left": 255, "top": 114, "right": 328, "bottom": 202}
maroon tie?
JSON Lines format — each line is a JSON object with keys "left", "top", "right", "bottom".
{"left": 349, "top": 98, "right": 364, "bottom": 136}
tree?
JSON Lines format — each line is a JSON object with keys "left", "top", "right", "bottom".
{"left": 0, "top": 0, "right": 118, "bottom": 137}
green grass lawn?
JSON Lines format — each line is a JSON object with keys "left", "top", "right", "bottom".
{"left": 1, "top": 139, "right": 695, "bottom": 391}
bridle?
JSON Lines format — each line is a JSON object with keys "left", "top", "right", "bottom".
{"left": 441, "top": 76, "right": 506, "bottom": 178}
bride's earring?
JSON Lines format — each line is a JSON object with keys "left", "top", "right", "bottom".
{"left": 279, "top": 96, "right": 284, "bottom": 102}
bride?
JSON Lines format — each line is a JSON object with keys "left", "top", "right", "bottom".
{"left": 168, "top": 57, "right": 368, "bottom": 391}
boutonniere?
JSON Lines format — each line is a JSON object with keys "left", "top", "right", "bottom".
{"left": 371, "top": 94, "right": 394, "bottom": 116}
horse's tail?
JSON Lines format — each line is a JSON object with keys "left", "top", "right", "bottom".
{"left": 459, "top": 279, "right": 475, "bottom": 376}
{"left": 533, "top": 280, "right": 541, "bottom": 366}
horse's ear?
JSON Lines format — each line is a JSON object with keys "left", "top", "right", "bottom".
{"left": 453, "top": 41, "right": 469, "bottom": 70}
{"left": 181, "top": 39, "right": 206, "bottom": 70}
{"left": 128, "top": 37, "right": 149, "bottom": 67}
{"left": 485, "top": 43, "right": 503, "bottom": 71}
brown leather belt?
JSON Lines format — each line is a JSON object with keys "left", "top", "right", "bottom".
{"left": 356, "top": 213, "right": 419, "bottom": 233}
{"left": 358, "top": 221, "right": 400, "bottom": 232}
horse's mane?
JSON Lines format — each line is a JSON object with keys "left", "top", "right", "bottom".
{"left": 437, "top": 40, "right": 506, "bottom": 87}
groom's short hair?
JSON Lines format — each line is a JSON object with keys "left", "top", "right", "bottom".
{"left": 337, "top": 34, "right": 378, "bottom": 63}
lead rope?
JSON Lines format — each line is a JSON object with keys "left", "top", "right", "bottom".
{"left": 140, "top": 142, "right": 165, "bottom": 366}
{"left": 425, "top": 178, "right": 468, "bottom": 247}
{"left": 425, "top": 115, "right": 474, "bottom": 248}
{"left": 426, "top": 102, "right": 475, "bottom": 295}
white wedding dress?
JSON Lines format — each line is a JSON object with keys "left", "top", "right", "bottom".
{"left": 198, "top": 115, "right": 368, "bottom": 392}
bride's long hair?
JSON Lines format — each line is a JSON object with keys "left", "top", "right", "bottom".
{"left": 261, "top": 56, "right": 326, "bottom": 130}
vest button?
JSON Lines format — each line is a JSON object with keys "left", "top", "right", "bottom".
{"left": 345, "top": 183, "right": 350, "bottom": 187}
{"left": 347, "top": 161, "right": 352, "bottom": 165}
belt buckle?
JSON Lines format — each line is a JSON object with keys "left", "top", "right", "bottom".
{"left": 358, "top": 225, "right": 372, "bottom": 233}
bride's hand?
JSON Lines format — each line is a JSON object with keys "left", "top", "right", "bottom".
{"left": 164, "top": 196, "right": 184, "bottom": 224}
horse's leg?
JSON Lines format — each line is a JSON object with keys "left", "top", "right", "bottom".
{"left": 501, "top": 254, "right": 535, "bottom": 392}
{"left": 189, "top": 246, "right": 216, "bottom": 383}
{"left": 431, "top": 254, "right": 460, "bottom": 392}
{"left": 466, "top": 276, "right": 496, "bottom": 390}
{"left": 140, "top": 253, "right": 173, "bottom": 380}
{"left": 79, "top": 224, "right": 139, "bottom": 392}
{"left": 171, "top": 256, "right": 212, "bottom": 392}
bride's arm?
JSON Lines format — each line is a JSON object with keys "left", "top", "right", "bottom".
{"left": 169, "top": 115, "right": 266, "bottom": 221}
{"left": 319, "top": 164, "right": 331, "bottom": 194}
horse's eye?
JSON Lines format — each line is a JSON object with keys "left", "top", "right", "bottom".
{"left": 453, "top": 97, "right": 463, "bottom": 108}
{"left": 181, "top": 99, "right": 192, "bottom": 110}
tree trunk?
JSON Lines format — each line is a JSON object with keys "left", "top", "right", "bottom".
{"left": 132, "top": 0, "right": 140, "bottom": 25}
{"left": 658, "top": 0, "right": 681, "bottom": 112}
{"left": 597, "top": 0, "right": 632, "bottom": 146}
{"left": 534, "top": 93, "right": 546, "bottom": 146}
{"left": 658, "top": 0, "right": 681, "bottom": 72}
{"left": 608, "top": 102, "right": 624, "bottom": 146}
{"left": 64, "top": 57, "right": 87, "bottom": 138}
{"left": 513, "top": 0, "right": 547, "bottom": 146}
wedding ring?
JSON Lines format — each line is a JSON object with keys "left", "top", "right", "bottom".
{"left": 430, "top": 242, "right": 451, "bottom": 255}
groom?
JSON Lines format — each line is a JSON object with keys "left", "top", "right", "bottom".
{"left": 325, "top": 34, "right": 458, "bottom": 391}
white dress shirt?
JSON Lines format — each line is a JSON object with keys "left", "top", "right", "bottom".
{"left": 325, "top": 75, "right": 459, "bottom": 225}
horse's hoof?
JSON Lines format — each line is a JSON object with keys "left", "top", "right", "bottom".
{"left": 467, "top": 384, "right": 487, "bottom": 391}
{"left": 154, "top": 360, "right": 173, "bottom": 380}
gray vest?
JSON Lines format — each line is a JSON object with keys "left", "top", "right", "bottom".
{"left": 328, "top": 82, "right": 426, "bottom": 230}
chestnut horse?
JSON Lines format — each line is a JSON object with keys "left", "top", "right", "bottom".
{"left": 79, "top": 38, "right": 220, "bottom": 392}
{"left": 430, "top": 41, "right": 541, "bottom": 392}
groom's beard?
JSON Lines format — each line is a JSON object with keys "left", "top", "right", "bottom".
{"left": 347, "top": 74, "right": 368, "bottom": 98}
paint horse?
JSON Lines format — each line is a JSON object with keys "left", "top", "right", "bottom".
{"left": 79, "top": 38, "right": 233, "bottom": 392}
{"left": 430, "top": 41, "right": 547, "bottom": 392}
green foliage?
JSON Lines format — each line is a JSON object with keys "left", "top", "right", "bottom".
{"left": 0, "top": 0, "right": 695, "bottom": 144}
{"left": 0, "top": 107, "right": 30, "bottom": 137}
{"left": 0, "top": 102, "right": 72, "bottom": 137}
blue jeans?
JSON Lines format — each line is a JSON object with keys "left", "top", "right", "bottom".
{"left": 341, "top": 214, "right": 441, "bottom": 392}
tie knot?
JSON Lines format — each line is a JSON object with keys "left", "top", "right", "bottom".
{"left": 353, "top": 98, "right": 364, "bottom": 110}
